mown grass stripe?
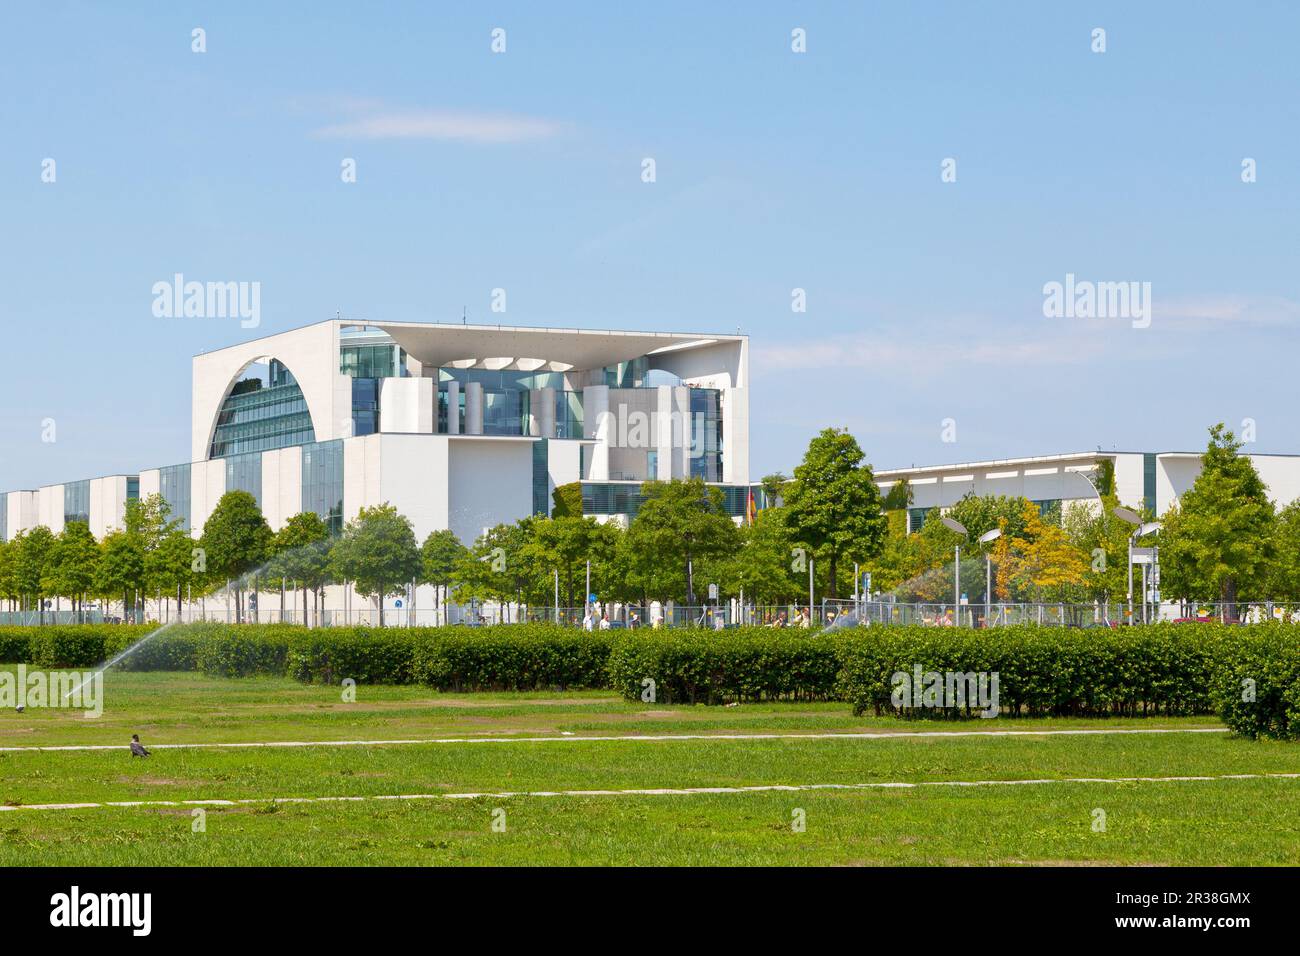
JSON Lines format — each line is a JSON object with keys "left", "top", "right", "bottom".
{"left": 0, "top": 725, "right": 1229, "bottom": 754}
{"left": 3, "top": 770, "right": 1296, "bottom": 813}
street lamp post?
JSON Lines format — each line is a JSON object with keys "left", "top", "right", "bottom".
{"left": 941, "top": 517, "right": 968, "bottom": 626}
{"left": 978, "top": 528, "right": 1002, "bottom": 628}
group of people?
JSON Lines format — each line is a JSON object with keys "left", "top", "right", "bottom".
{"left": 769, "top": 607, "right": 820, "bottom": 628}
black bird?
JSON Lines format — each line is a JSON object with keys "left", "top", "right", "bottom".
{"left": 129, "top": 734, "right": 150, "bottom": 758}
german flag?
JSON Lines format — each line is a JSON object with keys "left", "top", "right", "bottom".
{"left": 746, "top": 487, "right": 757, "bottom": 525}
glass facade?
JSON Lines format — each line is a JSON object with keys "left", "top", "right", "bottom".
{"left": 908, "top": 507, "right": 928, "bottom": 534}
{"left": 603, "top": 357, "right": 647, "bottom": 388}
{"left": 64, "top": 480, "right": 90, "bottom": 527}
{"left": 688, "top": 389, "right": 723, "bottom": 482}
{"left": 209, "top": 360, "right": 315, "bottom": 458}
{"left": 351, "top": 378, "right": 379, "bottom": 436}
{"left": 1143, "top": 452, "right": 1157, "bottom": 516}
{"left": 159, "top": 463, "right": 192, "bottom": 531}
{"left": 554, "top": 390, "right": 584, "bottom": 438}
{"left": 301, "top": 440, "right": 344, "bottom": 535}
{"left": 581, "top": 482, "right": 757, "bottom": 518}
{"left": 224, "top": 452, "right": 262, "bottom": 509}
{"left": 532, "top": 439, "right": 549, "bottom": 516}
{"left": 340, "top": 342, "right": 405, "bottom": 379}
{"left": 127, "top": 477, "right": 139, "bottom": 502}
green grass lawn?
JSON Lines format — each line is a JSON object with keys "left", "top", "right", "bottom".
{"left": 0, "top": 668, "right": 1295, "bottom": 866}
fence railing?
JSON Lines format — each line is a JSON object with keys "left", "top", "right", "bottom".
{"left": 6, "top": 600, "right": 1300, "bottom": 628}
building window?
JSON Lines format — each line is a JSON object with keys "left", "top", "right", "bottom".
{"left": 224, "top": 452, "right": 262, "bottom": 510}
{"left": 532, "top": 439, "right": 549, "bottom": 516}
{"left": 301, "top": 440, "right": 344, "bottom": 535}
{"left": 209, "top": 360, "right": 315, "bottom": 458}
{"left": 908, "top": 508, "right": 929, "bottom": 534}
{"left": 340, "top": 343, "right": 404, "bottom": 379}
{"left": 63, "top": 480, "right": 90, "bottom": 527}
{"left": 1143, "top": 452, "right": 1156, "bottom": 516}
{"left": 159, "top": 463, "right": 192, "bottom": 531}
{"left": 351, "top": 378, "right": 379, "bottom": 436}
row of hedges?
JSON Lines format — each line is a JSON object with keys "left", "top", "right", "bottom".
{"left": 2, "top": 622, "right": 1298, "bottom": 738}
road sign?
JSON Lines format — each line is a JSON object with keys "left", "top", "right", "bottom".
{"left": 708, "top": 583, "right": 718, "bottom": 600}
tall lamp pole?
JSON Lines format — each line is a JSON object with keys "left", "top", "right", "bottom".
{"left": 941, "top": 517, "right": 969, "bottom": 626}
{"left": 978, "top": 528, "right": 1002, "bottom": 628}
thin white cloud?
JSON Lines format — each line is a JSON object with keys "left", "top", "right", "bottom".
{"left": 311, "top": 107, "right": 565, "bottom": 143}
{"left": 1153, "top": 295, "right": 1300, "bottom": 331}
{"left": 754, "top": 330, "right": 1105, "bottom": 374}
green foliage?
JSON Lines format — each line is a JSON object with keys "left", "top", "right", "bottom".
{"left": 622, "top": 477, "right": 739, "bottom": 604}
{"left": 420, "top": 529, "right": 467, "bottom": 590}
{"left": 329, "top": 504, "right": 421, "bottom": 604}
{"left": 190, "top": 623, "right": 293, "bottom": 678}
{"left": 607, "top": 630, "right": 842, "bottom": 704}
{"left": 411, "top": 625, "right": 613, "bottom": 691}
{"left": 1160, "top": 424, "right": 1276, "bottom": 606}
{"left": 835, "top": 624, "right": 1228, "bottom": 720}
{"left": 43, "top": 521, "right": 99, "bottom": 604}
{"left": 200, "top": 491, "right": 273, "bottom": 583}
{"left": 1267, "top": 501, "right": 1300, "bottom": 601}
{"left": 784, "top": 428, "right": 887, "bottom": 597}
{"left": 881, "top": 478, "right": 912, "bottom": 512}
{"left": 94, "top": 530, "right": 144, "bottom": 605}
{"left": 551, "top": 481, "right": 583, "bottom": 518}
{"left": 1210, "top": 623, "right": 1300, "bottom": 740}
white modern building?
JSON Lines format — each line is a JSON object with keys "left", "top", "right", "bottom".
{"left": 1, "top": 320, "right": 756, "bottom": 553}
{"left": 876, "top": 450, "right": 1300, "bottom": 532}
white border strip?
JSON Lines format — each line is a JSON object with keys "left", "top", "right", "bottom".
{"left": 3, "top": 771, "right": 1296, "bottom": 813}
{"left": 0, "top": 726, "right": 1228, "bottom": 754}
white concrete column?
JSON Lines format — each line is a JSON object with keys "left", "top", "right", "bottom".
{"left": 537, "top": 387, "right": 556, "bottom": 438}
{"left": 583, "top": 385, "right": 610, "bottom": 480}
{"left": 465, "top": 382, "right": 484, "bottom": 435}
{"left": 445, "top": 381, "right": 460, "bottom": 435}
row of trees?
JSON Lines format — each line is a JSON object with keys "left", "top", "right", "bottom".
{"left": 0, "top": 422, "right": 1291, "bottom": 619}
{"left": 863, "top": 423, "right": 1300, "bottom": 612}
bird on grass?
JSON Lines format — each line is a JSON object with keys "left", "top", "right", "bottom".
{"left": 129, "top": 734, "right": 150, "bottom": 758}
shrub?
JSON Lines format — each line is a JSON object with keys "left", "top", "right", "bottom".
{"left": 607, "top": 629, "right": 841, "bottom": 704}
{"left": 834, "top": 624, "right": 1224, "bottom": 719}
{"left": 411, "top": 625, "right": 613, "bottom": 691}
{"left": 192, "top": 623, "right": 294, "bottom": 678}
{"left": 1210, "top": 623, "right": 1300, "bottom": 740}
{"left": 287, "top": 628, "right": 418, "bottom": 685}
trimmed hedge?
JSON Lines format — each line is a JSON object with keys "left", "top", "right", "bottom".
{"left": 1, "top": 621, "right": 1298, "bottom": 738}
{"left": 607, "top": 630, "right": 841, "bottom": 704}
{"left": 834, "top": 625, "right": 1227, "bottom": 720}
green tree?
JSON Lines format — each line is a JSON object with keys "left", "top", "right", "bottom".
{"left": 16, "top": 526, "right": 56, "bottom": 615}
{"left": 1159, "top": 424, "right": 1276, "bottom": 615}
{"left": 149, "top": 528, "right": 200, "bottom": 618}
{"left": 719, "top": 506, "right": 802, "bottom": 605}
{"left": 95, "top": 530, "right": 145, "bottom": 620}
{"left": 43, "top": 521, "right": 99, "bottom": 616}
{"left": 551, "top": 482, "right": 583, "bottom": 518}
{"left": 881, "top": 478, "right": 913, "bottom": 512}
{"left": 624, "top": 477, "right": 739, "bottom": 606}
{"left": 784, "top": 428, "right": 888, "bottom": 598}
{"left": 269, "top": 512, "right": 333, "bottom": 624}
{"left": 199, "top": 490, "right": 273, "bottom": 622}
{"left": 420, "top": 528, "right": 469, "bottom": 617}
{"left": 1268, "top": 501, "right": 1300, "bottom": 603}
{"left": 329, "top": 503, "right": 421, "bottom": 625}
{"left": 0, "top": 538, "right": 16, "bottom": 612}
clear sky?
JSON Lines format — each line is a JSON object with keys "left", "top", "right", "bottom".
{"left": 3, "top": 1, "right": 1298, "bottom": 491}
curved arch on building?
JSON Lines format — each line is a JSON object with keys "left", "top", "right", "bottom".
{"left": 192, "top": 322, "right": 348, "bottom": 463}
{"left": 204, "top": 355, "right": 318, "bottom": 459}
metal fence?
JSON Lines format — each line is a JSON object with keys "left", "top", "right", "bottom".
{"left": 7, "top": 599, "right": 1300, "bottom": 628}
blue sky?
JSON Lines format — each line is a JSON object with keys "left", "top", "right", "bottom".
{"left": 3, "top": 1, "right": 1299, "bottom": 490}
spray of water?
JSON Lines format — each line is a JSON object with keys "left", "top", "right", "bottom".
{"left": 62, "top": 619, "right": 181, "bottom": 700}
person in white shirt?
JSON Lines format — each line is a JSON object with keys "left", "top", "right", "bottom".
{"left": 582, "top": 607, "right": 594, "bottom": 631}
